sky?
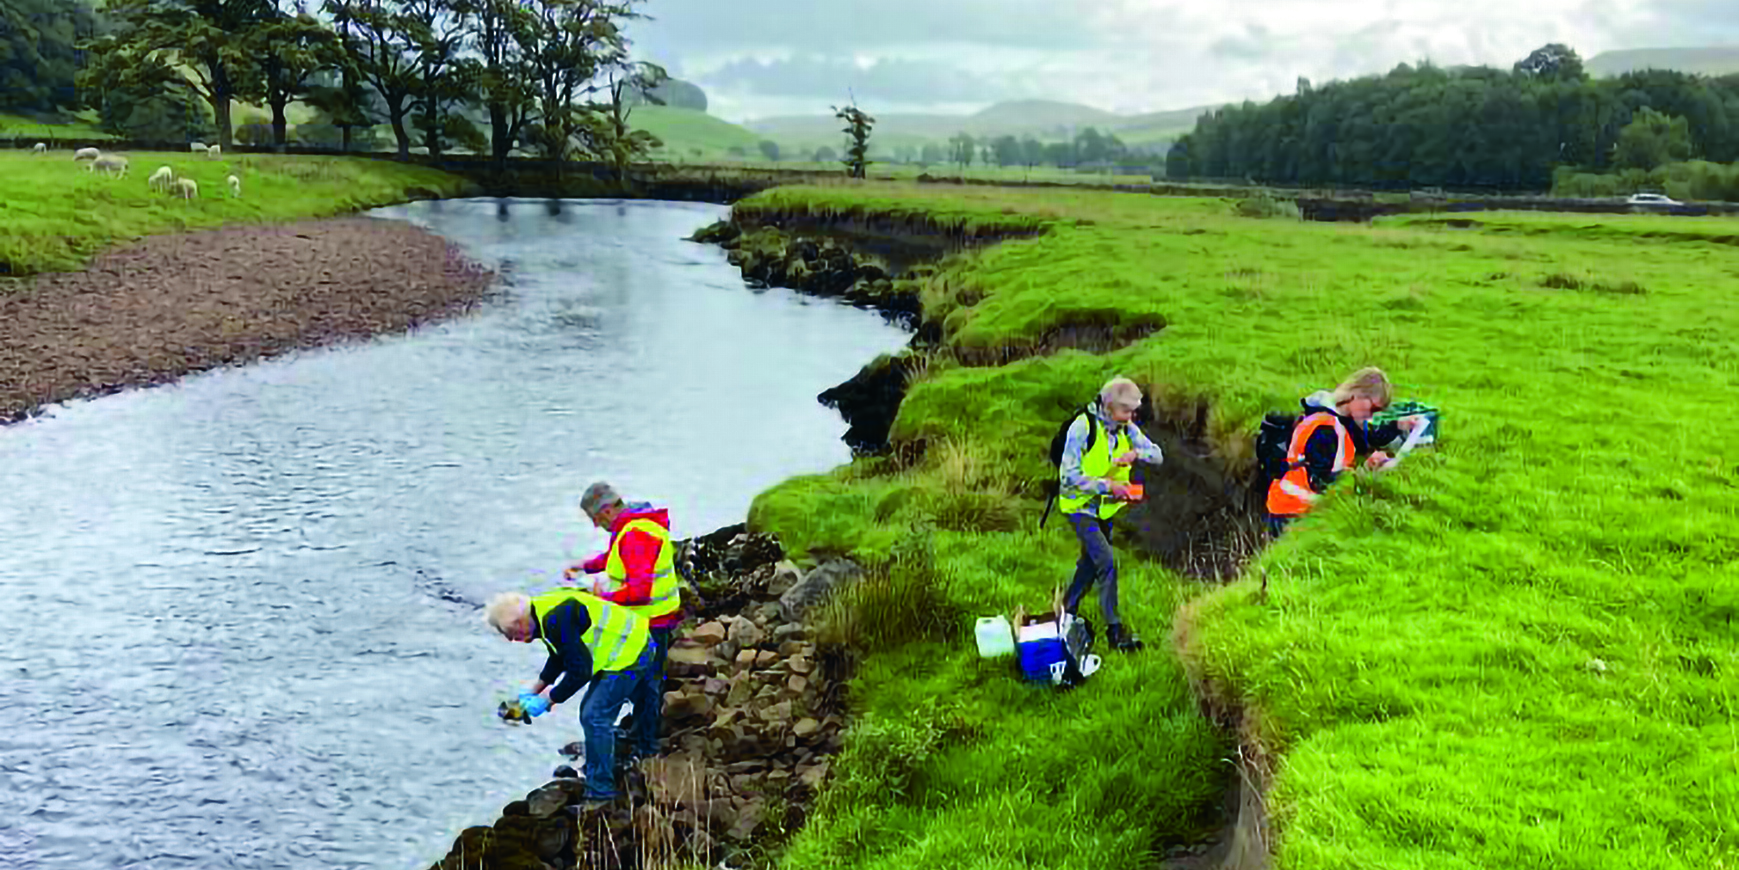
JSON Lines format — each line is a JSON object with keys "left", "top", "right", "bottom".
{"left": 623, "top": 0, "right": 1739, "bottom": 122}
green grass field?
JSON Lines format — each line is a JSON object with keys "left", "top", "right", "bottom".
{"left": 635, "top": 105, "right": 767, "bottom": 160}
{"left": 0, "top": 151, "right": 473, "bottom": 278}
{"left": 736, "top": 183, "right": 1739, "bottom": 869}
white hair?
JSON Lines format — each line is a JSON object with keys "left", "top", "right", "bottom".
{"left": 482, "top": 592, "right": 530, "bottom": 637}
{"left": 1099, "top": 377, "right": 1143, "bottom": 411}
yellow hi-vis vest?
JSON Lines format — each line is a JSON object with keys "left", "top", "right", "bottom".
{"left": 602, "top": 517, "right": 681, "bottom": 620}
{"left": 1057, "top": 414, "right": 1133, "bottom": 520}
{"left": 530, "top": 588, "right": 649, "bottom": 674}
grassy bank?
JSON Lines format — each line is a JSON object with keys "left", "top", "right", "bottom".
{"left": 738, "top": 183, "right": 1739, "bottom": 868}
{"left": 0, "top": 151, "right": 474, "bottom": 277}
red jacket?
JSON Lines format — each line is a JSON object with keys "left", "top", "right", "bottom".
{"left": 573, "top": 504, "right": 681, "bottom": 630}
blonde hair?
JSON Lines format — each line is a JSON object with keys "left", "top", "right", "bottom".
{"left": 1331, "top": 367, "right": 1392, "bottom": 408}
{"left": 1098, "top": 377, "right": 1143, "bottom": 412}
{"left": 482, "top": 592, "right": 530, "bottom": 638}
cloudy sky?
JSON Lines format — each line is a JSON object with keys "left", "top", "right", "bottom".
{"left": 624, "top": 0, "right": 1739, "bottom": 121}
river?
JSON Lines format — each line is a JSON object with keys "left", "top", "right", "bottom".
{"left": 0, "top": 198, "right": 908, "bottom": 870}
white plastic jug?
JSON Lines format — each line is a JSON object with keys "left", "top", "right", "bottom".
{"left": 974, "top": 616, "right": 1015, "bottom": 658}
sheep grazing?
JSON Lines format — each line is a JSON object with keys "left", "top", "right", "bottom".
{"left": 206, "top": 144, "right": 221, "bottom": 159}
{"left": 227, "top": 174, "right": 241, "bottom": 198}
{"left": 148, "top": 166, "right": 176, "bottom": 193}
{"left": 88, "top": 154, "right": 129, "bottom": 177}
{"left": 190, "top": 142, "right": 208, "bottom": 153}
{"left": 32, "top": 142, "right": 46, "bottom": 154}
{"left": 174, "top": 177, "right": 199, "bottom": 200}
{"left": 72, "top": 147, "right": 100, "bottom": 162}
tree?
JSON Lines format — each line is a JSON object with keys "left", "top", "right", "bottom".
{"left": 586, "top": 58, "right": 664, "bottom": 176}
{"left": 400, "top": 0, "right": 474, "bottom": 157}
{"left": 1613, "top": 107, "right": 1693, "bottom": 170}
{"left": 1044, "top": 140, "right": 1074, "bottom": 167}
{"left": 251, "top": 4, "right": 342, "bottom": 152}
{"left": 520, "top": 0, "right": 634, "bottom": 162}
{"left": 990, "top": 134, "right": 1020, "bottom": 167}
{"left": 81, "top": 0, "right": 273, "bottom": 150}
{"left": 918, "top": 141, "right": 943, "bottom": 167}
{"left": 1514, "top": 43, "right": 1584, "bottom": 82}
{"left": 1020, "top": 136, "right": 1044, "bottom": 172}
{"left": 462, "top": 0, "right": 538, "bottom": 164}
{"left": 812, "top": 145, "right": 836, "bottom": 163}
{"left": 757, "top": 139, "right": 780, "bottom": 161}
{"left": 834, "top": 100, "right": 874, "bottom": 178}
{"left": 949, "top": 131, "right": 975, "bottom": 169}
{"left": 327, "top": 0, "right": 420, "bottom": 158}
{"left": 0, "top": 0, "right": 100, "bottom": 113}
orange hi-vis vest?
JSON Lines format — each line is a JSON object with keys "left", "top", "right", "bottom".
{"left": 1266, "top": 411, "right": 1354, "bottom": 517}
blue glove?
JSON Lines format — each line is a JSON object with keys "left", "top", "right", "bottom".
{"left": 518, "top": 692, "right": 551, "bottom": 718}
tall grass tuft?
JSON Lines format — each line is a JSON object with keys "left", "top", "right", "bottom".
{"left": 815, "top": 522, "right": 962, "bottom": 654}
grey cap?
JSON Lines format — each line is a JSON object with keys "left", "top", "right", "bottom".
{"left": 579, "top": 481, "right": 622, "bottom": 518}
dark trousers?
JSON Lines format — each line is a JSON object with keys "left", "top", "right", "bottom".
{"left": 1265, "top": 513, "right": 1293, "bottom": 540}
{"left": 578, "top": 642, "right": 651, "bottom": 800}
{"left": 1065, "top": 513, "right": 1121, "bottom": 627}
{"left": 631, "top": 626, "right": 673, "bottom": 758}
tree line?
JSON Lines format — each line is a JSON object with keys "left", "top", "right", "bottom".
{"left": 1166, "top": 44, "right": 1739, "bottom": 192}
{"left": 739, "top": 126, "right": 1148, "bottom": 172}
{"left": 5, "top": 0, "right": 667, "bottom": 168}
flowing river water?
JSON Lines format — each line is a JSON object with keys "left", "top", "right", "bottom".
{"left": 0, "top": 199, "right": 909, "bottom": 870}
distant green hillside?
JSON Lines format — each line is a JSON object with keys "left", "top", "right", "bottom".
{"left": 1115, "top": 104, "right": 1223, "bottom": 146}
{"left": 1587, "top": 46, "right": 1739, "bottom": 78}
{"left": 632, "top": 105, "right": 764, "bottom": 159}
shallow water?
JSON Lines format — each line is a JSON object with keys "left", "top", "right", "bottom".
{"left": 0, "top": 198, "right": 908, "bottom": 870}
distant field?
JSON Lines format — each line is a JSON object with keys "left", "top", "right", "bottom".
{"left": 0, "top": 112, "right": 116, "bottom": 142}
{"left": 0, "top": 151, "right": 471, "bottom": 277}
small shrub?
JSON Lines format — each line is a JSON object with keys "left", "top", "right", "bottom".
{"left": 1233, "top": 193, "right": 1301, "bottom": 219}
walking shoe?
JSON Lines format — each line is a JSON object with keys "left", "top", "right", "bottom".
{"left": 1106, "top": 624, "right": 1145, "bottom": 652}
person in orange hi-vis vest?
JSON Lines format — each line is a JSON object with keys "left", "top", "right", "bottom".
{"left": 1265, "top": 367, "right": 1420, "bottom": 537}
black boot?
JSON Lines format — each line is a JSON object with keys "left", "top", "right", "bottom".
{"left": 1107, "top": 623, "right": 1144, "bottom": 652}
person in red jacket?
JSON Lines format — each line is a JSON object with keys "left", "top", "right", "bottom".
{"left": 565, "top": 481, "right": 683, "bottom": 762}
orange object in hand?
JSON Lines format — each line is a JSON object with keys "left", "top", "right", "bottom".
{"left": 1125, "top": 484, "right": 1145, "bottom": 501}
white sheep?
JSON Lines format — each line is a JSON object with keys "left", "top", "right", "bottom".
{"left": 148, "top": 166, "right": 176, "bottom": 193}
{"left": 88, "top": 154, "right": 129, "bottom": 176}
{"left": 227, "top": 174, "right": 241, "bottom": 198}
{"left": 73, "top": 147, "right": 100, "bottom": 162}
{"left": 32, "top": 142, "right": 46, "bottom": 154}
{"left": 190, "top": 142, "right": 208, "bottom": 153}
{"left": 206, "top": 144, "right": 221, "bottom": 160}
{"left": 175, "top": 177, "right": 199, "bottom": 200}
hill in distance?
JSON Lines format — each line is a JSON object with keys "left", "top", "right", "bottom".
{"left": 1586, "top": 46, "right": 1739, "bottom": 78}
{"left": 631, "top": 104, "right": 765, "bottom": 159}
{"left": 745, "top": 98, "right": 1215, "bottom": 151}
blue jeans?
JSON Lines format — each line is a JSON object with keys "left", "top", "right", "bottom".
{"left": 1065, "top": 513, "right": 1120, "bottom": 627}
{"left": 579, "top": 642, "right": 653, "bottom": 800}
{"left": 631, "top": 627, "right": 673, "bottom": 758}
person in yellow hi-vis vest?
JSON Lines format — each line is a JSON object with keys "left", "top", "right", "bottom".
{"left": 484, "top": 588, "right": 652, "bottom": 806}
{"left": 1058, "top": 377, "right": 1164, "bottom": 652}
{"left": 563, "top": 481, "right": 681, "bottom": 762}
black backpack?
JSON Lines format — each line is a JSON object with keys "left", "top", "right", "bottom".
{"left": 1039, "top": 406, "right": 1098, "bottom": 528}
{"left": 1255, "top": 412, "right": 1300, "bottom": 481}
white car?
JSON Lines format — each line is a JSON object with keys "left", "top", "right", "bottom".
{"left": 1626, "top": 192, "right": 1681, "bottom": 206}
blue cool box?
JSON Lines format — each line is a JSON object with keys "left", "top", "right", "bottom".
{"left": 1018, "top": 637, "right": 1067, "bottom": 683}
